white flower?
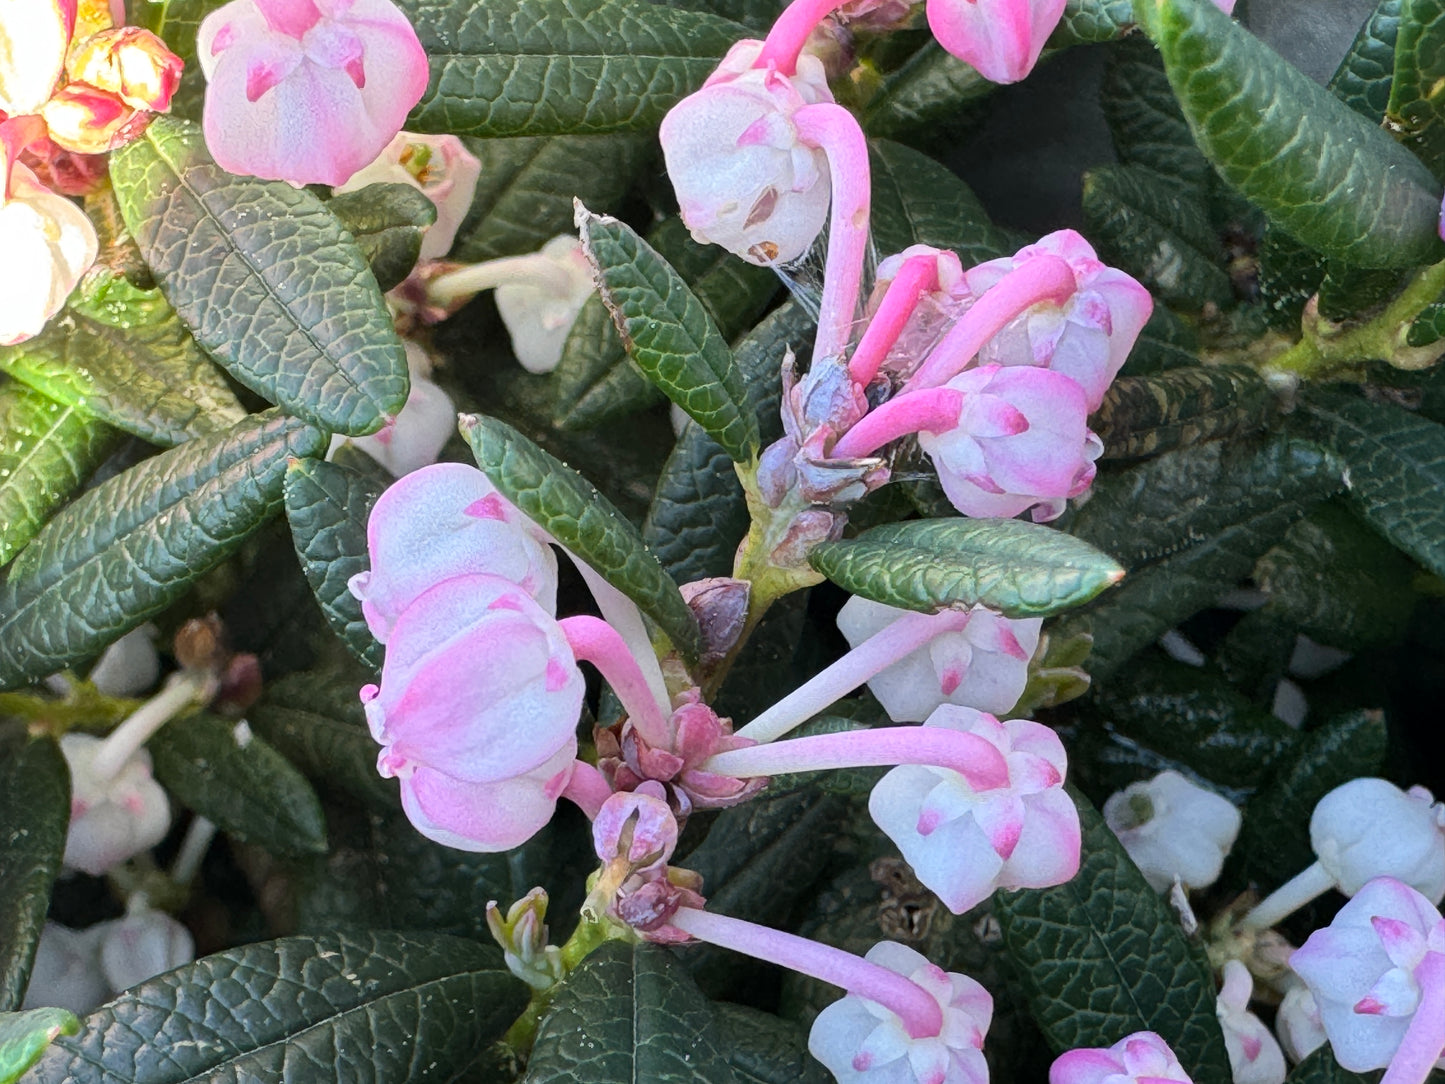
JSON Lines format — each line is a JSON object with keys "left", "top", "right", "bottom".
{"left": 0, "top": 163, "right": 99, "bottom": 346}
{"left": 334, "top": 131, "right": 482, "bottom": 261}
{"left": 494, "top": 235, "right": 596, "bottom": 374}
{"left": 60, "top": 733, "right": 171, "bottom": 877}
{"left": 88, "top": 626, "right": 160, "bottom": 698}
{"left": 1311, "top": 779, "right": 1445, "bottom": 901}
{"left": 98, "top": 908, "right": 194, "bottom": 994}
{"left": 1275, "top": 983, "right": 1327, "bottom": 1065}
{"left": 1103, "top": 771, "right": 1241, "bottom": 893}
{"left": 0, "top": 1, "right": 71, "bottom": 116}
{"left": 21, "top": 922, "right": 111, "bottom": 1015}
{"left": 1217, "top": 960, "right": 1287, "bottom": 1084}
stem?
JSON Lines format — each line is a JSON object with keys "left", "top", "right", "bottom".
{"left": 903, "top": 255, "right": 1077, "bottom": 392}
{"left": 669, "top": 907, "right": 943, "bottom": 1038}
{"left": 564, "top": 549, "right": 673, "bottom": 718}
{"left": 702, "top": 725, "right": 1009, "bottom": 791}
{"left": 88, "top": 672, "right": 207, "bottom": 781}
{"left": 559, "top": 616, "right": 672, "bottom": 750}
{"left": 754, "top": 0, "right": 847, "bottom": 73}
{"left": 1241, "top": 861, "right": 1338, "bottom": 930}
{"left": 848, "top": 254, "right": 941, "bottom": 388}
{"left": 169, "top": 816, "right": 216, "bottom": 888}
{"left": 560, "top": 761, "right": 613, "bottom": 820}
{"left": 1380, "top": 952, "right": 1445, "bottom": 1084}
{"left": 427, "top": 254, "right": 577, "bottom": 308}
{"left": 831, "top": 386, "right": 964, "bottom": 459}
{"left": 735, "top": 608, "right": 971, "bottom": 743}
{"left": 793, "top": 103, "right": 871, "bottom": 363}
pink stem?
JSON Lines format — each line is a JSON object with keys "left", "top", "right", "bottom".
{"left": 793, "top": 103, "right": 871, "bottom": 364}
{"left": 703, "top": 726, "right": 1009, "bottom": 791}
{"left": 902, "top": 255, "right": 1078, "bottom": 393}
{"left": 831, "top": 386, "right": 964, "bottom": 459}
{"left": 754, "top": 0, "right": 849, "bottom": 74}
{"left": 560, "top": 760, "right": 613, "bottom": 820}
{"left": 559, "top": 616, "right": 672, "bottom": 750}
{"left": 848, "top": 254, "right": 941, "bottom": 388}
{"left": 735, "top": 609, "right": 971, "bottom": 743}
{"left": 669, "top": 908, "right": 943, "bottom": 1038}
{"left": 1381, "top": 952, "right": 1445, "bottom": 1084}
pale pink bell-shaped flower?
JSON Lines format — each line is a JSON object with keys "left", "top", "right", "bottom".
{"left": 1103, "top": 770, "right": 1241, "bottom": 893}
{"left": 925, "top": 0, "right": 1067, "bottom": 85}
{"left": 835, "top": 596, "right": 1041, "bottom": 720}
{"left": 0, "top": 0, "right": 74, "bottom": 116}
{"left": 334, "top": 131, "right": 481, "bottom": 260}
{"left": 1217, "top": 960, "right": 1288, "bottom": 1084}
{"left": 494, "top": 236, "right": 596, "bottom": 374}
{"left": 1049, "top": 1032, "right": 1193, "bottom": 1084}
{"left": 329, "top": 341, "right": 455, "bottom": 477}
{"left": 1275, "top": 984, "right": 1328, "bottom": 1065}
{"left": 659, "top": 39, "right": 833, "bottom": 265}
{"left": 98, "top": 907, "right": 195, "bottom": 994}
{"left": 88, "top": 626, "right": 161, "bottom": 698}
{"left": 20, "top": 921, "right": 111, "bottom": 1015}
{"left": 808, "top": 941, "right": 993, "bottom": 1084}
{"left": 197, "top": 0, "right": 429, "bottom": 186}
{"left": 868, "top": 705, "right": 1080, "bottom": 914}
{"left": 360, "top": 573, "right": 584, "bottom": 851}
{"left": 349, "top": 462, "right": 559, "bottom": 642}
{"left": 59, "top": 732, "right": 172, "bottom": 877}
{"left": 1311, "top": 779, "right": 1445, "bottom": 900}
{"left": 1290, "top": 877, "right": 1445, "bottom": 1076}
{"left": 0, "top": 153, "right": 99, "bottom": 346}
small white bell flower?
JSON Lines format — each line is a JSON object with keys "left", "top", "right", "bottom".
{"left": 60, "top": 733, "right": 171, "bottom": 877}
{"left": 87, "top": 626, "right": 160, "bottom": 698}
{"left": 1275, "top": 983, "right": 1327, "bottom": 1065}
{"left": 1102, "top": 770, "right": 1241, "bottom": 893}
{"left": 1216, "top": 960, "right": 1288, "bottom": 1084}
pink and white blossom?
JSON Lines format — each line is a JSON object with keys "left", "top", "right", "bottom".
{"left": 1102, "top": 770, "right": 1241, "bottom": 893}
{"left": 1275, "top": 984, "right": 1327, "bottom": 1065}
{"left": 1217, "top": 960, "right": 1288, "bottom": 1084}
{"left": 67, "top": 26, "right": 184, "bottom": 113}
{"left": 1050, "top": 1032, "right": 1193, "bottom": 1084}
{"left": 59, "top": 733, "right": 171, "bottom": 877}
{"left": 925, "top": 0, "right": 1065, "bottom": 85}
{"left": 335, "top": 131, "right": 481, "bottom": 260}
{"left": 0, "top": 0, "right": 74, "bottom": 116}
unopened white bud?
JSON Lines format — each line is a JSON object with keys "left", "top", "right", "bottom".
{"left": 1103, "top": 770, "right": 1241, "bottom": 893}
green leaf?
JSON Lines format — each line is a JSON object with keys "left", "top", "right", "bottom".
{"left": 0, "top": 384, "right": 118, "bottom": 569}
{"left": 869, "top": 140, "right": 1015, "bottom": 265}
{"left": 326, "top": 183, "right": 437, "bottom": 293}
{"left": 524, "top": 941, "right": 735, "bottom": 1084}
{"left": 1081, "top": 165, "right": 1232, "bottom": 310}
{"left": 109, "top": 116, "right": 408, "bottom": 436}
{"left": 0, "top": 410, "right": 325, "bottom": 690}
{"left": 995, "top": 787, "right": 1231, "bottom": 1074}
{"left": 462, "top": 413, "right": 702, "bottom": 660}
{"left": 1140, "top": 0, "right": 1444, "bottom": 268}
{"left": 1091, "top": 365, "right": 1271, "bottom": 461}
{"left": 284, "top": 458, "right": 387, "bottom": 671}
{"left": 713, "top": 1005, "right": 831, "bottom": 1084}
{"left": 1286, "top": 1045, "right": 1377, "bottom": 1084}
{"left": 1051, "top": 0, "right": 1137, "bottom": 44}
{"left": 1257, "top": 227, "right": 1327, "bottom": 331}
{"left": 1101, "top": 38, "right": 1212, "bottom": 188}
{"left": 810, "top": 518, "right": 1124, "bottom": 620}
{"left": 148, "top": 714, "right": 328, "bottom": 856}
{"left": 454, "top": 133, "right": 653, "bottom": 263}
{"left": 0, "top": 270, "right": 246, "bottom": 447}
{"left": 862, "top": 43, "right": 993, "bottom": 139}
{"left": 578, "top": 208, "right": 760, "bottom": 462}
{"left": 0, "top": 727, "right": 68, "bottom": 1011}
{"left": 0, "top": 1008, "right": 78, "bottom": 1084}
{"left": 1387, "top": 0, "right": 1445, "bottom": 179}
{"left": 27, "top": 931, "right": 527, "bottom": 1084}
{"left": 1330, "top": 0, "right": 1403, "bottom": 120}
{"left": 1121, "top": 306, "right": 1200, "bottom": 375}
{"left": 1302, "top": 390, "right": 1445, "bottom": 577}
{"left": 399, "top": 0, "right": 744, "bottom": 137}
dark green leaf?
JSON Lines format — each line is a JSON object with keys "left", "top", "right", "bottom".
{"left": 283, "top": 458, "right": 387, "bottom": 671}
{"left": 1140, "top": 0, "right": 1444, "bottom": 268}
{"left": 1121, "top": 306, "right": 1200, "bottom": 375}
{"left": 1387, "top": 0, "right": 1445, "bottom": 178}
{"left": 712, "top": 1004, "right": 831, "bottom": 1084}
{"left": 1051, "top": 0, "right": 1137, "bottom": 44}
{"left": 1256, "top": 227, "right": 1326, "bottom": 332}
{"left": 148, "top": 713, "right": 328, "bottom": 856}
{"left": 810, "top": 518, "right": 1124, "bottom": 620}
{"left": 1081, "top": 165, "right": 1232, "bottom": 309}
{"left": 1091, "top": 365, "right": 1271, "bottom": 461}
{"left": 0, "top": 270, "right": 245, "bottom": 447}
{"left": 1101, "top": 38, "right": 1212, "bottom": 187}
{"left": 995, "top": 788, "right": 1231, "bottom": 1074}
{"left": 326, "top": 183, "right": 437, "bottom": 293}
{"left": 400, "top": 0, "right": 744, "bottom": 137}
{"left": 0, "top": 728, "right": 68, "bottom": 1011}
{"left": 28, "top": 931, "right": 526, "bottom": 1084}
{"left": 862, "top": 43, "right": 993, "bottom": 139}
{"left": 578, "top": 209, "right": 759, "bottom": 461}
{"left": 110, "top": 117, "right": 408, "bottom": 436}
{"left": 1286, "top": 1045, "right": 1377, "bottom": 1084}
{"left": 0, "top": 384, "right": 118, "bottom": 569}
{"left": 1316, "top": 263, "right": 1410, "bottom": 322}
{"left": 1330, "top": 0, "right": 1403, "bottom": 120}
{"left": 462, "top": 413, "right": 701, "bottom": 661}
{"left": 869, "top": 140, "right": 1015, "bottom": 265}
{"left": 0, "top": 1007, "right": 78, "bottom": 1084}
{"left": 0, "top": 410, "right": 325, "bottom": 690}
{"left": 524, "top": 941, "right": 735, "bottom": 1084}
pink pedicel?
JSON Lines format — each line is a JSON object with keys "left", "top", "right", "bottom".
{"left": 1049, "top": 1032, "right": 1194, "bottom": 1084}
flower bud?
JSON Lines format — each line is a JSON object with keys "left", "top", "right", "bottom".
{"left": 20, "top": 922, "right": 111, "bottom": 1015}
{"left": 40, "top": 82, "right": 149, "bottom": 155}
{"left": 493, "top": 235, "right": 595, "bottom": 374}
{"left": 1275, "top": 984, "right": 1327, "bottom": 1065}
{"left": 60, "top": 732, "right": 171, "bottom": 876}
{"left": 67, "top": 26, "right": 183, "bottom": 112}
{"left": 1217, "top": 960, "right": 1288, "bottom": 1084}
{"left": 98, "top": 908, "right": 194, "bottom": 994}
{"left": 925, "top": 0, "right": 1066, "bottom": 85}
{"left": 1310, "top": 779, "right": 1445, "bottom": 901}
{"left": 1103, "top": 770, "right": 1241, "bottom": 893}
{"left": 87, "top": 626, "right": 160, "bottom": 697}
{"left": 335, "top": 132, "right": 481, "bottom": 261}
{"left": 0, "top": 0, "right": 74, "bottom": 116}
{"left": 1050, "top": 1032, "right": 1194, "bottom": 1084}
{"left": 486, "top": 888, "right": 564, "bottom": 991}
{"left": 0, "top": 160, "right": 99, "bottom": 346}
{"left": 592, "top": 784, "right": 680, "bottom": 876}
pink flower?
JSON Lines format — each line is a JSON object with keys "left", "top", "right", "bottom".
{"left": 67, "top": 26, "right": 185, "bottom": 112}
{"left": 868, "top": 705, "right": 1080, "bottom": 914}
{"left": 334, "top": 131, "right": 481, "bottom": 260}
{"left": 1217, "top": 960, "right": 1288, "bottom": 1084}
{"left": 0, "top": 0, "right": 74, "bottom": 116}
{"left": 1050, "top": 1032, "right": 1193, "bottom": 1084}
{"left": 360, "top": 573, "right": 585, "bottom": 851}
{"left": 925, "top": 0, "right": 1067, "bottom": 84}
{"left": 59, "top": 733, "right": 171, "bottom": 877}
{"left": 330, "top": 341, "right": 456, "bottom": 477}
{"left": 197, "top": 0, "right": 429, "bottom": 186}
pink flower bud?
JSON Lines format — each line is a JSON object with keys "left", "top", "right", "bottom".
{"left": 592, "top": 784, "right": 679, "bottom": 875}
{"left": 1217, "top": 960, "right": 1288, "bottom": 1084}
{"left": 67, "top": 26, "right": 184, "bottom": 112}
{"left": 659, "top": 39, "right": 833, "bottom": 265}
{"left": 349, "top": 462, "right": 558, "bottom": 643}
{"left": 1310, "top": 780, "right": 1445, "bottom": 901}
{"left": 861, "top": 245, "right": 969, "bottom": 383}
{"left": 334, "top": 132, "right": 482, "bottom": 261}
{"left": 836, "top": 596, "right": 1041, "bottom": 721}
{"left": 0, "top": 155, "right": 97, "bottom": 346}
{"left": 808, "top": 941, "right": 993, "bottom": 1084}
{"left": 925, "top": 0, "right": 1066, "bottom": 85}
{"left": 1275, "top": 984, "right": 1327, "bottom": 1064}
{"left": 1050, "top": 1032, "right": 1193, "bottom": 1084}
{"left": 1103, "top": 770, "right": 1241, "bottom": 893}
{"left": 330, "top": 341, "right": 455, "bottom": 477}
{"left": 40, "top": 80, "right": 148, "bottom": 154}
{"left": 868, "top": 705, "right": 1079, "bottom": 915}
{"left": 98, "top": 908, "right": 194, "bottom": 994}
{"left": 197, "top": 0, "right": 429, "bottom": 186}
{"left": 59, "top": 733, "right": 171, "bottom": 877}
{"left": 0, "top": 0, "right": 75, "bottom": 116}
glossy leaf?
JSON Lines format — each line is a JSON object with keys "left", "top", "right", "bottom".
{"left": 0, "top": 384, "right": 118, "bottom": 569}
{"left": 461, "top": 413, "right": 701, "bottom": 660}
{"left": 578, "top": 209, "right": 759, "bottom": 461}
{"left": 869, "top": 140, "right": 1015, "bottom": 265}
{"left": 27, "top": 931, "right": 527, "bottom": 1084}
{"left": 326, "top": 183, "right": 437, "bottom": 293}
{"left": 1101, "top": 38, "right": 1211, "bottom": 188}
{"left": 810, "top": 518, "right": 1124, "bottom": 620}
{"left": 1091, "top": 365, "right": 1271, "bottom": 461}
{"left": 148, "top": 714, "right": 328, "bottom": 856}
{"left": 1285, "top": 1045, "right": 1376, "bottom": 1084}
{"left": 109, "top": 117, "right": 408, "bottom": 436}
{"left": 1121, "top": 307, "right": 1200, "bottom": 375}
{"left": 995, "top": 788, "right": 1231, "bottom": 1075}
{"left": 1140, "top": 0, "right": 1444, "bottom": 268}
{"left": 0, "top": 411, "right": 325, "bottom": 690}
{"left": 399, "top": 0, "right": 744, "bottom": 136}
{"left": 283, "top": 458, "right": 387, "bottom": 671}
{"left": 862, "top": 43, "right": 992, "bottom": 139}
{"left": 1051, "top": 0, "right": 1137, "bottom": 44}
{"left": 712, "top": 1004, "right": 831, "bottom": 1084}
{"left": 1387, "top": 0, "right": 1445, "bottom": 178}
{"left": 0, "top": 1008, "right": 79, "bottom": 1084}
{"left": 0, "top": 727, "right": 68, "bottom": 1011}
{"left": 1330, "top": 0, "right": 1402, "bottom": 120}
